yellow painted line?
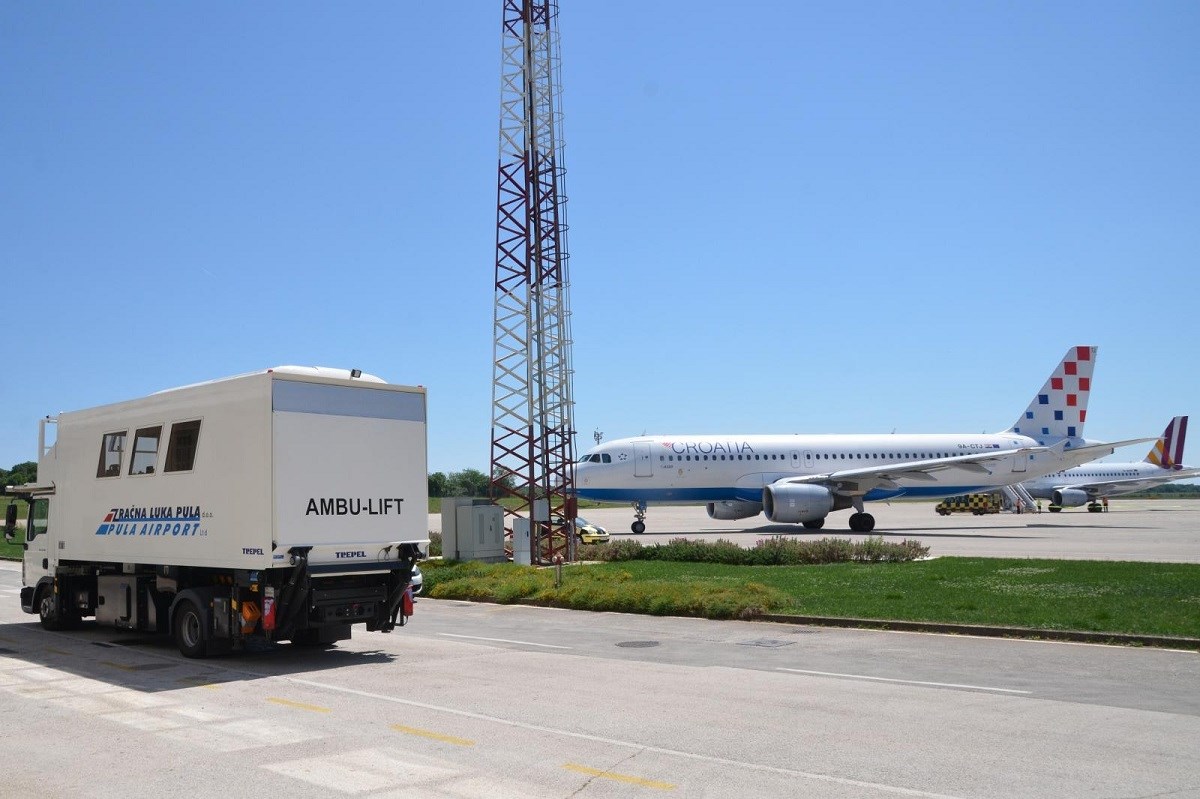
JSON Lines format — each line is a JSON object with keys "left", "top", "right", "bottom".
{"left": 267, "top": 697, "right": 331, "bottom": 714}
{"left": 390, "top": 723, "right": 475, "bottom": 747}
{"left": 100, "top": 661, "right": 135, "bottom": 672}
{"left": 175, "top": 678, "right": 220, "bottom": 690}
{"left": 44, "top": 647, "right": 71, "bottom": 656}
{"left": 564, "top": 763, "right": 676, "bottom": 791}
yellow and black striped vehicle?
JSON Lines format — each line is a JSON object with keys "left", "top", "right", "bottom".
{"left": 935, "top": 493, "right": 1003, "bottom": 516}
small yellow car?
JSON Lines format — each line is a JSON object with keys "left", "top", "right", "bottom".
{"left": 554, "top": 514, "right": 610, "bottom": 544}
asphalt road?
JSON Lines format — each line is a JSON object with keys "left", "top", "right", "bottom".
{"left": 430, "top": 499, "right": 1200, "bottom": 563}
{"left": 2, "top": 561, "right": 1198, "bottom": 798}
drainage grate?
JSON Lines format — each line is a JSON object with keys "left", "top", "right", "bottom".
{"left": 616, "top": 641, "right": 660, "bottom": 648}
{"left": 738, "top": 638, "right": 796, "bottom": 648}
{"left": 92, "top": 642, "right": 116, "bottom": 648}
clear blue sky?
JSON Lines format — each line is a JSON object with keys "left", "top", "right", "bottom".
{"left": 2, "top": 2, "right": 1197, "bottom": 476}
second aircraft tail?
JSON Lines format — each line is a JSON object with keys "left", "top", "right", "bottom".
{"left": 1144, "top": 416, "right": 1189, "bottom": 469}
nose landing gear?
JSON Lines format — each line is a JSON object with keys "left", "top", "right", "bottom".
{"left": 631, "top": 500, "right": 647, "bottom": 534}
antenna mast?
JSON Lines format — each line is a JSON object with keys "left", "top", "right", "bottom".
{"left": 489, "top": 0, "right": 576, "bottom": 563}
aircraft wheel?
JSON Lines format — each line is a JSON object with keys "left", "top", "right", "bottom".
{"left": 631, "top": 521, "right": 646, "bottom": 534}
{"left": 1048, "top": 506, "right": 1062, "bottom": 513}
{"left": 849, "top": 513, "right": 876, "bottom": 533}
{"left": 802, "top": 518, "right": 825, "bottom": 530}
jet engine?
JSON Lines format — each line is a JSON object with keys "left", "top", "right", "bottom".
{"left": 1052, "top": 488, "right": 1090, "bottom": 507}
{"left": 706, "top": 500, "right": 763, "bottom": 521}
{"left": 762, "top": 483, "right": 835, "bottom": 524}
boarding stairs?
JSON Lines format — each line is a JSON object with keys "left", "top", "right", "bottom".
{"left": 1002, "top": 483, "right": 1039, "bottom": 513}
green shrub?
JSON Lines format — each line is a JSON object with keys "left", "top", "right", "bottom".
{"left": 584, "top": 535, "right": 928, "bottom": 566}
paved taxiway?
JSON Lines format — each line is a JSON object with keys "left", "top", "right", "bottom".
{"left": 2, "top": 561, "right": 1197, "bottom": 798}
{"left": 431, "top": 499, "right": 1200, "bottom": 563}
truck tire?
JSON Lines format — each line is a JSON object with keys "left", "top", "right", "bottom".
{"left": 38, "top": 589, "right": 67, "bottom": 631}
{"left": 173, "top": 599, "right": 209, "bottom": 659}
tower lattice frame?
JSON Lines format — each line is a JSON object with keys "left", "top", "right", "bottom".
{"left": 489, "top": 0, "right": 576, "bottom": 563}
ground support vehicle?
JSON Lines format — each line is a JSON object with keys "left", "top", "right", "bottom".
{"left": 2, "top": 367, "right": 428, "bottom": 658}
{"left": 935, "top": 493, "right": 1003, "bottom": 516}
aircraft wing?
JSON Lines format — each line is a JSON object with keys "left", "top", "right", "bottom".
{"left": 774, "top": 438, "right": 1157, "bottom": 498}
{"left": 776, "top": 445, "right": 1052, "bottom": 497}
{"left": 1056, "top": 467, "right": 1200, "bottom": 499}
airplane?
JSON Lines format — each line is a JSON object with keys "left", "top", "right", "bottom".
{"left": 574, "top": 346, "right": 1151, "bottom": 534}
{"left": 1021, "top": 416, "right": 1200, "bottom": 511}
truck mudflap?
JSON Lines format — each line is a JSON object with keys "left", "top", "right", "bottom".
{"left": 367, "top": 575, "right": 414, "bottom": 633}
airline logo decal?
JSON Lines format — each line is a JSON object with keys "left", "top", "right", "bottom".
{"left": 660, "top": 440, "right": 756, "bottom": 454}
{"left": 95, "top": 506, "right": 204, "bottom": 537}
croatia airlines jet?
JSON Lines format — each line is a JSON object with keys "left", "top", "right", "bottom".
{"left": 1021, "top": 416, "right": 1199, "bottom": 510}
{"left": 575, "top": 346, "right": 1148, "bottom": 534}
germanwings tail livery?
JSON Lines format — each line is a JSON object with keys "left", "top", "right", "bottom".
{"left": 575, "top": 346, "right": 1151, "bottom": 533}
{"left": 1021, "top": 415, "right": 1199, "bottom": 509}
{"left": 1145, "top": 416, "right": 1188, "bottom": 468}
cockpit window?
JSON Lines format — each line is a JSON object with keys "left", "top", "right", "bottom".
{"left": 601, "top": 454, "right": 612, "bottom": 463}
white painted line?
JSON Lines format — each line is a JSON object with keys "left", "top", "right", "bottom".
{"left": 276, "top": 675, "right": 966, "bottom": 798}
{"left": 437, "top": 632, "right": 572, "bottom": 650}
{"left": 777, "top": 668, "right": 1031, "bottom": 695}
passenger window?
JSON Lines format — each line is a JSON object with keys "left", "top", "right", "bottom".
{"left": 164, "top": 420, "right": 202, "bottom": 473}
{"left": 96, "top": 431, "right": 127, "bottom": 478}
{"left": 129, "top": 425, "right": 163, "bottom": 475}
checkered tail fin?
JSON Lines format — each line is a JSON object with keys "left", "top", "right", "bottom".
{"left": 1007, "top": 346, "right": 1096, "bottom": 441}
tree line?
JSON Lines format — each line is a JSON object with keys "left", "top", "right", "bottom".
{"left": 3, "top": 461, "right": 515, "bottom": 499}
{"left": 5, "top": 460, "right": 1197, "bottom": 499}
{"left": 0, "top": 462, "right": 36, "bottom": 489}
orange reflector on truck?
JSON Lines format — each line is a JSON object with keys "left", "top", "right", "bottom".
{"left": 241, "top": 600, "right": 261, "bottom": 633}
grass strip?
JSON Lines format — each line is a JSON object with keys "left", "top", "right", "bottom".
{"left": 421, "top": 557, "right": 1200, "bottom": 640}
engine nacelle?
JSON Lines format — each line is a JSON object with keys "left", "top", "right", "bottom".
{"left": 1052, "top": 488, "right": 1090, "bottom": 507}
{"left": 706, "top": 500, "right": 763, "bottom": 521}
{"left": 762, "top": 483, "right": 835, "bottom": 524}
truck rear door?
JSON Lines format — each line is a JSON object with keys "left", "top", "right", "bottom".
{"left": 270, "top": 379, "right": 428, "bottom": 570}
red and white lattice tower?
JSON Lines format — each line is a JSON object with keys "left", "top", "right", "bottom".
{"left": 489, "top": 0, "right": 576, "bottom": 563}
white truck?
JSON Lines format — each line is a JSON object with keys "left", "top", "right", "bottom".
{"left": 2, "top": 366, "right": 428, "bottom": 658}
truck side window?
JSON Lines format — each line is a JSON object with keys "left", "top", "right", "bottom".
{"left": 164, "top": 420, "right": 202, "bottom": 473}
{"left": 129, "top": 425, "right": 163, "bottom": 475}
{"left": 27, "top": 498, "right": 49, "bottom": 541}
{"left": 96, "top": 431, "right": 127, "bottom": 478}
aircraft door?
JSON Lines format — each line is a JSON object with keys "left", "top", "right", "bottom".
{"left": 1011, "top": 451, "right": 1028, "bottom": 473}
{"left": 634, "top": 442, "right": 653, "bottom": 478}
{"left": 791, "top": 452, "right": 801, "bottom": 470}
{"left": 803, "top": 451, "right": 814, "bottom": 470}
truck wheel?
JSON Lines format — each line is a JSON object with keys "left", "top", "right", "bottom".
{"left": 173, "top": 599, "right": 209, "bottom": 659}
{"left": 38, "top": 590, "right": 67, "bottom": 631}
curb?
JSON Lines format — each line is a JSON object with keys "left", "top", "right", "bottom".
{"left": 753, "top": 613, "right": 1200, "bottom": 650}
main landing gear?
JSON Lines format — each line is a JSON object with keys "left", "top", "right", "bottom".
{"left": 631, "top": 500, "right": 647, "bottom": 534}
{"left": 848, "top": 498, "right": 875, "bottom": 533}
{"left": 802, "top": 518, "right": 825, "bottom": 530}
